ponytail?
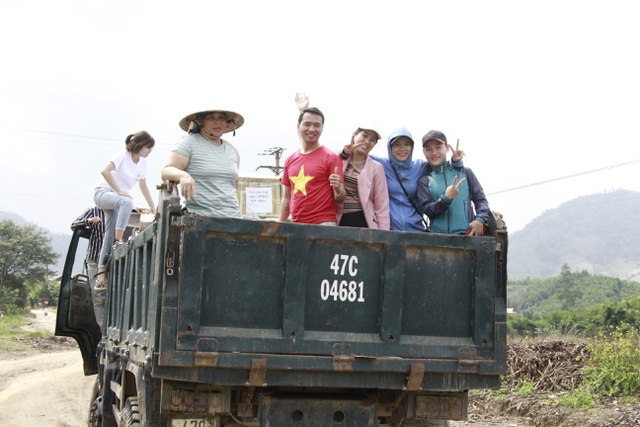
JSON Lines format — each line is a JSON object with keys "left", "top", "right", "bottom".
{"left": 125, "top": 131, "right": 155, "bottom": 153}
{"left": 125, "top": 134, "right": 136, "bottom": 151}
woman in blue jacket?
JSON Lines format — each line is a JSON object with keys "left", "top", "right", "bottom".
{"left": 373, "top": 128, "right": 427, "bottom": 231}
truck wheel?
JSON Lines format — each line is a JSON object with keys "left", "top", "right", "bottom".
{"left": 123, "top": 397, "right": 141, "bottom": 426}
{"left": 88, "top": 377, "right": 117, "bottom": 427}
{"left": 88, "top": 378, "right": 100, "bottom": 427}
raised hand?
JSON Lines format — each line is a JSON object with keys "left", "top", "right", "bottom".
{"left": 444, "top": 175, "right": 466, "bottom": 200}
{"left": 449, "top": 138, "right": 465, "bottom": 163}
{"left": 295, "top": 93, "right": 309, "bottom": 112}
{"left": 344, "top": 139, "right": 366, "bottom": 156}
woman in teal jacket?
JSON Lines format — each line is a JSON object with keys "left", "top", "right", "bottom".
{"left": 417, "top": 130, "right": 490, "bottom": 235}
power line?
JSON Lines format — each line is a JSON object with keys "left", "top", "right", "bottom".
{"left": 487, "top": 159, "right": 640, "bottom": 196}
{"left": 0, "top": 126, "right": 277, "bottom": 151}
{"left": 0, "top": 128, "right": 179, "bottom": 147}
{"left": 0, "top": 126, "right": 121, "bottom": 142}
{"left": 0, "top": 192, "right": 89, "bottom": 202}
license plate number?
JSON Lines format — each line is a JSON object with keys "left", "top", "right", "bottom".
{"left": 171, "top": 419, "right": 213, "bottom": 427}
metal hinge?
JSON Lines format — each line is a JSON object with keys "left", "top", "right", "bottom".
{"left": 457, "top": 347, "right": 479, "bottom": 373}
{"left": 333, "top": 354, "right": 354, "bottom": 371}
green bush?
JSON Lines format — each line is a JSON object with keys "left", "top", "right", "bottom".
{"left": 514, "top": 380, "right": 536, "bottom": 397}
{"left": 583, "top": 327, "right": 640, "bottom": 396}
{"left": 554, "top": 388, "right": 594, "bottom": 409}
{"left": 507, "top": 296, "right": 640, "bottom": 338}
{"left": 507, "top": 315, "right": 538, "bottom": 336}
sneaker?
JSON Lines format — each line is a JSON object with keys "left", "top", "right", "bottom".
{"left": 112, "top": 240, "right": 126, "bottom": 250}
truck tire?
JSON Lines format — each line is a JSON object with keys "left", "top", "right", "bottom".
{"left": 88, "top": 378, "right": 100, "bottom": 427}
{"left": 88, "top": 377, "right": 117, "bottom": 427}
{"left": 123, "top": 397, "right": 141, "bottom": 426}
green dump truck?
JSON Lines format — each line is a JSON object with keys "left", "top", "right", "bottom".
{"left": 56, "top": 183, "right": 508, "bottom": 427}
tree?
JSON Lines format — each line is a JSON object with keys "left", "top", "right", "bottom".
{"left": 0, "top": 220, "right": 58, "bottom": 309}
{"left": 556, "top": 263, "right": 583, "bottom": 310}
{"left": 613, "top": 278, "right": 624, "bottom": 301}
{"left": 29, "top": 277, "right": 59, "bottom": 307}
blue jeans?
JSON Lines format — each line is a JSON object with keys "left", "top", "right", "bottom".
{"left": 94, "top": 187, "right": 134, "bottom": 267}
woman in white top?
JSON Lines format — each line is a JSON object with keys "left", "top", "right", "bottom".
{"left": 161, "top": 108, "right": 243, "bottom": 218}
{"left": 94, "top": 131, "right": 156, "bottom": 288}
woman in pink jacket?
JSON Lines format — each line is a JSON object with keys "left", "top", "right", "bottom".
{"left": 337, "top": 126, "right": 390, "bottom": 230}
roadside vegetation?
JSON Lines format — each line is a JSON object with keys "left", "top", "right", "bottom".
{"left": 0, "top": 310, "right": 73, "bottom": 356}
{"left": 496, "top": 267, "right": 640, "bottom": 425}
{"left": 0, "top": 219, "right": 59, "bottom": 315}
{"left": 0, "top": 314, "right": 34, "bottom": 352}
{"left": 470, "top": 327, "right": 640, "bottom": 426}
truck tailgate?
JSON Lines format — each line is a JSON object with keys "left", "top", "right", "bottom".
{"left": 155, "top": 216, "right": 506, "bottom": 389}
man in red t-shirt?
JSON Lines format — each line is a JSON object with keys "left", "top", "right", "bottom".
{"left": 279, "top": 107, "right": 345, "bottom": 224}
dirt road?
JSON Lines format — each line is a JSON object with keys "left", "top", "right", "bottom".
{"left": 0, "top": 350, "right": 94, "bottom": 427}
{"left": 0, "top": 310, "right": 532, "bottom": 427}
{"left": 0, "top": 346, "right": 528, "bottom": 427}
{"left": 0, "top": 309, "right": 95, "bottom": 427}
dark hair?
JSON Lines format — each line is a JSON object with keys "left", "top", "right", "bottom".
{"left": 297, "top": 107, "right": 325, "bottom": 125}
{"left": 125, "top": 131, "right": 155, "bottom": 153}
{"left": 196, "top": 111, "right": 228, "bottom": 122}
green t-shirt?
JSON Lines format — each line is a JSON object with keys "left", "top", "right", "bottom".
{"left": 173, "top": 133, "right": 241, "bottom": 218}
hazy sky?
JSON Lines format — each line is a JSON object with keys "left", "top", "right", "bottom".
{"left": 1, "top": 1, "right": 639, "bottom": 235}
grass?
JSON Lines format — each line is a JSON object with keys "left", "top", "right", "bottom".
{"left": 0, "top": 314, "right": 26, "bottom": 336}
{"left": 554, "top": 388, "right": 595, "bottom": 409}
{"left": 514, "top": 380, "right": 537, "bottom": 397}
{"left": 0, "top": 312, "right": 50, "bottom": 353}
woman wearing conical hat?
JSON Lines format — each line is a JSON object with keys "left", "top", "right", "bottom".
{"left": 161, "top": 109, "right": 244, "bottom": 217}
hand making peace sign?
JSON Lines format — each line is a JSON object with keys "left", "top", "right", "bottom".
{"left": 449, "top": 138, "right": 465, "bottom": 163}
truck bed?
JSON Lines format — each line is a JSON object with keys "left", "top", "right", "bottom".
{"left": 104, "top": 208, "right": 507, "bottom": 392}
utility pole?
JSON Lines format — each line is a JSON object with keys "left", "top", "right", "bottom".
{"left": 256, "top": 147, "right": 285, "bottom": 176}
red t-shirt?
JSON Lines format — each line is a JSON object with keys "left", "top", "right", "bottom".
{"left": 282, "top": 146, "right": 344, "bottom": 224}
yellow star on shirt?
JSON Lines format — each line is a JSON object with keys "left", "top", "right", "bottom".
{"left": 290, "top": 165, "right": 314, "bottom": 196}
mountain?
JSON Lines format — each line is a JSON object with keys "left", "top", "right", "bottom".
{"left": 507, "top": 189, "right": 640, "bottom": 281}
